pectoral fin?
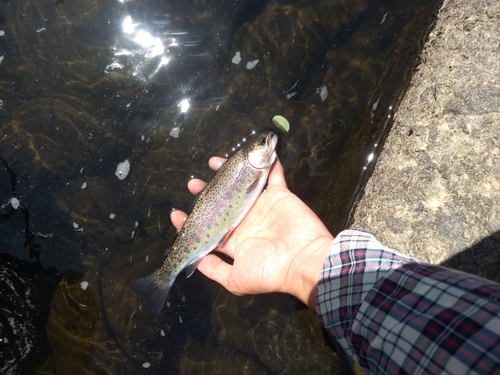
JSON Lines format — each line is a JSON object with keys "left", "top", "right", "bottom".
{"left": 185, "top": 259, "right": 202, "bottom": 278}
{"left": 218, "top": 227, "right": 235, "bottom": 247}
{"left": 246, "top": 171, "right": 263, "bottom": 193}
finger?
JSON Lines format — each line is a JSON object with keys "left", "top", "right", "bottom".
{"left": 187, "top": 178, "right": 207, "bottom": 195}
{"left": 209, "top": 156, "right": 226, "bottom": 171}
{"left": 268, "top": 157, "right": 287, "bottom": 188}
{"left": 170, "top": 210, "right": 188, "bottom": 230}
{"left": 197, "top": 254, "right": 242, "bottom": 295}
{"left": 187, "top": 157, "right": 226, "bottom": 195}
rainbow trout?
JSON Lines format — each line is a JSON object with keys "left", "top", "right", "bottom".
{"left": 132, "top": 131, "right": 278, "bottom": 314}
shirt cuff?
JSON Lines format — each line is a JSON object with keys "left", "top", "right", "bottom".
{"left": 315, "top": 229, "right": 417, "bottom": 359}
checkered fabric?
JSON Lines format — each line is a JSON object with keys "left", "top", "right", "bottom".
{"left": 316, "top": 229, "right": 500, "bottom": 375}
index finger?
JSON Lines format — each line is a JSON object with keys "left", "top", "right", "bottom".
{"left": 186, "top": 157, "right": 227, "bottom": 195}
{"left": 209, "top": 156, "right": 226, "bottom": 171}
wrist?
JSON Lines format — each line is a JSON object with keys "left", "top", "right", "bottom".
{"left": 283, "top": 235, "right": 334, "bottom": 309}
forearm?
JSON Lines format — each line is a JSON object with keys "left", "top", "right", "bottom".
{"left": 315, "top": 229, "right": 500, "bottom": 375}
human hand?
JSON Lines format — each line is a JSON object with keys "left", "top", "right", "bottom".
{"left": 170, "top": 157, "right": 333, "bottom": 308}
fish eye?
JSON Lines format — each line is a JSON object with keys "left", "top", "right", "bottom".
{"left": 257, "top": 135, "right": 266, "bottom": 146}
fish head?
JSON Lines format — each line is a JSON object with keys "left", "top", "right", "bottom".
{"left": 247, "top": 131, "right": 278, "bottom": 169}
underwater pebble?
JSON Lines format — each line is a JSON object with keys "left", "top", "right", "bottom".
{"left": 0, "top": 31, "right": 5, "bottom": 37}
{"left": 246, "top": 59, "right": 259, "bottom": 70}
{"left": 142, "top": 362, "right": 151, "bottom": 369}
{"left": 80, "top": 281, "right": 89, "bottom": 290}
{"left": 372, "top": 97, "right": 380, "bottom": 112}
{"left": 317, "top": 84, "right": 328, "bottom": 101}
{"left": 145, "top": 255, "right": 149, "bottom": 263}
{"left": 160, "top": 330, "right": 165, "bottom": 337}
{"left": 104, "top": 61, "right": 123, "bottom": 74}
{"left": 72, "top": 221, "right": 83, "bottom": 232}
{"left": 380, "top": 13, "right": 388, "bottom": 24}
{"left": 81, "top": 182, "right": 87, "bottom": 189}
{"left": 115, "top": 160, "right": 130, "bottom": 180}
{"left": 10, "top": 197, "right": 19, "bottom": 209}
{"left": 109, "top": 213, "right": 115, "bottom": 219}
{"left": 231, "top": 51, "right": 241, "bottom": 64}
{"left": 169, "top": 127, "right": 181, "bottom": 138}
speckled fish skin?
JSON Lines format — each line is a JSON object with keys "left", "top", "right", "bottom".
{"left": 132, "top": 131, "right": 278, "bottom": 315}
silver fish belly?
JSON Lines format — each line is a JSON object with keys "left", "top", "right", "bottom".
{"left": 132, "top": 131, "right": 278, "bottom": 314}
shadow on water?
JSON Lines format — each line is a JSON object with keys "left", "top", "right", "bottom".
{"left": 440, "top": 231, "right": 500, "bottom": 285}
{"left": 0, "top": 0, "right": 443, "bottom": 373}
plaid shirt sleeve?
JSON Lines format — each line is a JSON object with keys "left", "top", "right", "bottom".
{"left": 315, "top": 229, "right": 500, "bottom": 375}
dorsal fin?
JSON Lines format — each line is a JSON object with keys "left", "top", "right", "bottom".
{"left": 179, "top": 194, "right": 198, "bottom": 215}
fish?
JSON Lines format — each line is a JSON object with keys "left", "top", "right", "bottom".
{"left": 132, "top": 131, "right": 278, "bottom": 315}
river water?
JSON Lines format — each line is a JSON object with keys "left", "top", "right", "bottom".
{"left": 0, "top": 0, "right": 441, "bottom": 373}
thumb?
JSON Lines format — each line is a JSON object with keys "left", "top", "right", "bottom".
{"left": 197, "top": 254, "right": 241, "bottom": 295}
{"left": 268, "top": 158, "right": 287, "bottom": 188}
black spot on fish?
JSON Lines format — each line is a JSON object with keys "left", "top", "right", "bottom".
{"left": 206, "top": 234, "right": 210, "bottom": 238}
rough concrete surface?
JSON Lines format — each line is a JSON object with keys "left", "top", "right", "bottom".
{"left": 353, "top": 0, "right": 500, "bottom": 282}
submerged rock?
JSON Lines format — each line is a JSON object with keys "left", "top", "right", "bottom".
{"left": 0, "top": 255, "right": 61, "bottom": 375}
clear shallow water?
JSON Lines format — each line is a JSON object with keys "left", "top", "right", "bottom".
{"left": 0, "top": 0, "right": 441, "bottom": 373}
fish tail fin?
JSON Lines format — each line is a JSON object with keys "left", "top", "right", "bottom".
{"left": 132, "top": 271, "right": 171, "bottom": 315}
